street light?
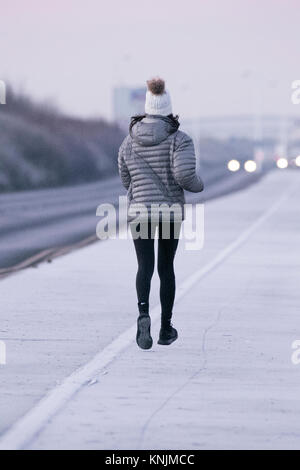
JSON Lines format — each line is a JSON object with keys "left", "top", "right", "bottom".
{"left": 295, "top": 155, "right": 300, "bottom": 167}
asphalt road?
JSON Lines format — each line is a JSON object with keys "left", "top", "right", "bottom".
{"left": 0, "top": 169, "right": 262, "bottom": 271}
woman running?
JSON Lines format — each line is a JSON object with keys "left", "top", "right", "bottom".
{"left": 118, "top": 78, "right": 204, "bottom": 350}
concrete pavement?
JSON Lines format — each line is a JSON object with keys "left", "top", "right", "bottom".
{"left": 0, "top": 169, "right": 299, "bottom": 449}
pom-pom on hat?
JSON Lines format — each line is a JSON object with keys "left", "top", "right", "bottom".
{"left": 145, "top": 77, "right": 172, "bottom": 116}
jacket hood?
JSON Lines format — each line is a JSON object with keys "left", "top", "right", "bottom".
{"left": 129, "top": 115, "right": 179, "bottom": 147}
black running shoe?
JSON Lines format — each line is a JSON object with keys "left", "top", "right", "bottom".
{"left": 158, "top": 323, "right": 178, "bottom": 345}
{"left": 136, "top": 314, "right": 153, "bottom": 350}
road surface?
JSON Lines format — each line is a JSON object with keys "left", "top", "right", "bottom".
{"left": 0, "top": 169, "right": 262, "bottom": 271}
{"left": 0, "top": 169, "right": 299, "bottom": 450}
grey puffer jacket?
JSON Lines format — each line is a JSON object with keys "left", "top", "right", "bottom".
{"left": 118, "top": 115, "right": 204, "bottom": 221}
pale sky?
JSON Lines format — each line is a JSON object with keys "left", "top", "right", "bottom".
{"left": 1, "top": 0, "right": 300, "bottom": 121}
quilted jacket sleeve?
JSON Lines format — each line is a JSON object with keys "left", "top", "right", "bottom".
{"left": 118, "top": 136, "right": 131, "bottom": 190}
{"left": 172, "top": 132, "right": 204, "bottom": 193}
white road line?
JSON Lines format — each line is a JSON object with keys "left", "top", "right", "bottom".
{"left": 0, "top": 184, "right": 294, "bottom": 450}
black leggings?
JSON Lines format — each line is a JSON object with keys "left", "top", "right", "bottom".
{"left": 130, "top": 221, "right": 181, "bottom": 322}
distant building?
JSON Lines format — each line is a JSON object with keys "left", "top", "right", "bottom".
{"left": 182, "top": 115, "right": 299, "bottom": 143}
{"left": 113, "top": 86, "right": 146, "bottom": 130}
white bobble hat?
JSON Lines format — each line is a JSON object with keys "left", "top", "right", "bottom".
{"left": 145, "top": 78, "right": 172, "bottom": 116}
